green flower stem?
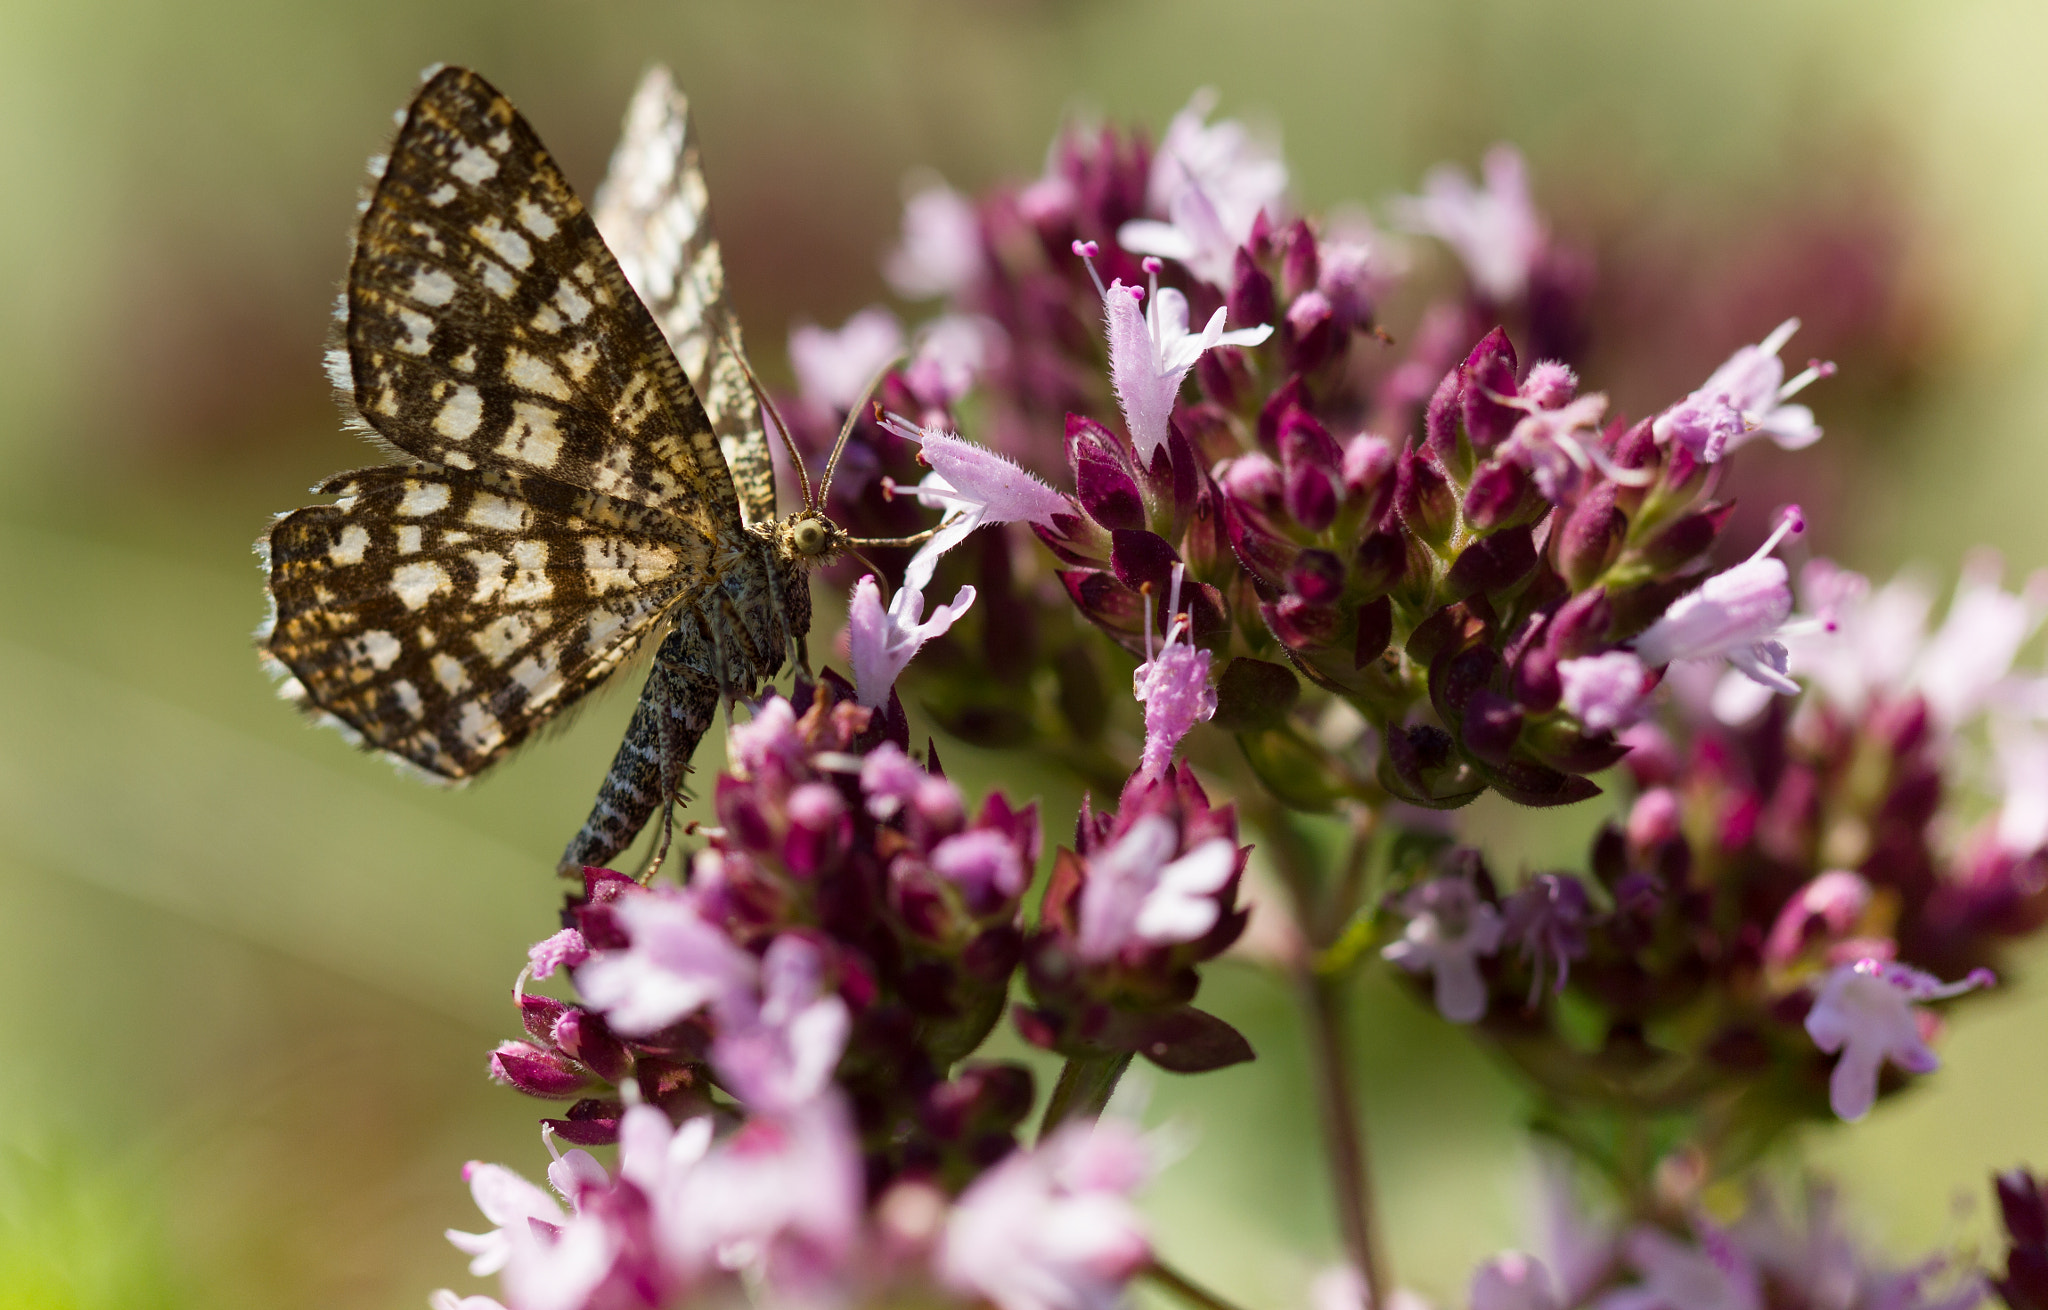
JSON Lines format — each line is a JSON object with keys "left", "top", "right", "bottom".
{"left": 1040, "top": 1050, "right": 1135, "bottom": 1135}
{"left": 1145, "top": 1258, "right": 1257, "bottom": 1310}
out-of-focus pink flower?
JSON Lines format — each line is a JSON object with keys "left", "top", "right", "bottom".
{"left": 1391, "top": 145, "right": 1545, "bottom": 303}
{"left": 711, "top": 935, "right": 850, "bottom": 1114}
{"left": 1101, "top": 277, "right": 1271, "bottom": 468}
{"left": 1805, "top": 959, "right": 1995, "bottom": 1121}
{"left": 847, "top": 573, "right": 977, "bottom": 710}
{"left": 1075, "top": 813, "right": 1238, "bottom": 963}
{"left": 1598, "top": 1224, "right": 1761, "bottom": 1310}
{"left": 789, "top": 306, "right": 905, "bottom": 412}
{"left": 1117, "top": 88, "right": 1287, "bottom": 287}
{"left": 886, "top": 179, "right": 982, "bottom": 300}
{"left": 905, "top": 314, "right": 1007, "bottom": 408}
{"left": 1764, "top": 871, "right": 1873, "bottom": 968}
{"left": 938, "top": 1118, "right": 1153, "bottom": 1310}
{"left": 1558, "top": 651, "right": 1650, "bottom": 735}
{"left": 1382, "top": 876, "right": 1504, "bottom": 1023}
{"left": 1634, "top": 508, "right": 1806, "bottom": 694}
{"left": 1652, "top": 319, "right": 1831, "bottom": 462}
{"left": 527, "top": 929, "right": 589, "bottom": 981}
{"left": 446, "top": 1162, "right": 567, "bottom": 1279}
{"left": 879, "top": 413, "right": 1071, "bottom": 592}
{"left": 430, "top": 1292, "right": 509, "bottom": 1310}
{"left": 931, "top": 827, "right": 1030, "bottom": 903}
{"left": 1994, "top": 724, "right": 2048, "bottom": 855}
{"left": 574, "top": 888, "right": 759, "bottom": 1036}
{"left": 1471, "top": 1252, "right": 1562, "bottom": 1310}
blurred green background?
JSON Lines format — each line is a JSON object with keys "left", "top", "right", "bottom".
{"left": 3, "top": 1, "right": 2047, "bottom": 1306}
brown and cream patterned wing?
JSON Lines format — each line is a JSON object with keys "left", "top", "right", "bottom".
{"left": 593, "top": 66, "right": 776, "bottom": 528}
{"left": 345, "top": 65, "right": 742, "bottom": 533}
{"left": 261, "top": 464, "right": 718, "bottom": 780}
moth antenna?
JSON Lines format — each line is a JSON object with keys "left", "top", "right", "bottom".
{"left": 843, "top": 523, "right": 946, "bottom": 549}
{"left": 730, "top": 336, "right": 814, "bottom": 512}
{"left": 818, "top": 354, "right": 906, "bottom": 511}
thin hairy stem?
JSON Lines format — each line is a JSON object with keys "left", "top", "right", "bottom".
{"left": 1145, "top": 1259, "right": 1256, "bottom": 1310}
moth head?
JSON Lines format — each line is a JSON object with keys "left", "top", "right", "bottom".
{"left": 784, "top": 511, "right": 844, "bottom": 563}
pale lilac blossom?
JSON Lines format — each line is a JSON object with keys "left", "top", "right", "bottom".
{"left": 1134, "top": 565, "right": 1217, "bottom": 776}
{"left": 905, "top": 314, "right": 1007, "bottom": 408}
{"left": 1076, "top": 814, "right": 1238, "bottom": 963}
{"left": 938, "top": 1118, "right": 1152, "bottom": 1310}
{"left": 878, "top": 412, "right": 1071, "bottom": 592}
{"left": 1633, "top": 508, "right": 1807, "bottom": 694}
{"left": 430, "top": 1293, "right": 508, "bottom": 1310}
{"left": 527, "top": 928, "right": 588, "bottom": 980}
{"left": 885, "top": 178, "right": 982, "bottom": 299}
{"left": 1597, "top": 1224, "right": 1761, "bottom": 1310}
{"left": 1470, "top": 1252, "right": 1562, "bottom": 1310}
{"left": 1804, "top": 959, "right": 1995, "bottom": 1121}
{"left": 1993, "top": 723, "right": 2048, "bottom": 854}
{"left": 1391, "top": 145, "right": 1545, "bottom": 303}
{"left": 1117, "top": 88, "right": 1288, "bottom": 287}
{"left": 1651, "top": 319, "right": 1832, "bottom": 462}
{"left": 446, "top": 1162, "right": 568, "bottom": 1279}
{"left": 711, "top": 934, "right": 850, "bottom": 1114}
{"left": 1558, "top": 651, "right": 1650, "bottom": 734}
{"left": 847, "top": 573, "right": 977, "bottom": 710}
{"left": 1764, "top": 871, "right": 1872, "bottom": 968}
{"left": 931, "top": 827, "right": 1030, "bottom": 903}
{"left": 1099, "top": 275, "right": 1271, "bottom": 467}
{"left": 573, "top": 888, "right": 759, "bottom": 1036}
{"left": 1382, "top": 876, "right": 1505, "bottom": 1023}
{"left": 789, "top": 305, "right": 905, "bottom": 412}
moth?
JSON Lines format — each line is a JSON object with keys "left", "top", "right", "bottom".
{"left": 259, "top": 65, "right": 900, "bottom": 874}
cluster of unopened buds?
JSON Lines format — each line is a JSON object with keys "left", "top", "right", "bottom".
{"left": 429, "top": 73, "right": 2048, "bottom": 1310}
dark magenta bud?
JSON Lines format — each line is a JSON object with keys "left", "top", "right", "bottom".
{"left": 1513, "top": 645, "right": 1562, "bottom": 712}
{"left": 1075, "top": 451, "right": 1145, "bottom": 532}
{"left": 1443, "top": 525, "right": 1537, "bottom": 601}
{"left": 1257, "top": 376, "right": 1307, "bottom": 449}
{"left": 1229, "top": 247, "right": 1276, "bottom": 333}
{"left": 1424, "top": 365, "right": 1463, "bottom": 470}
{"left": 1109, "top": 529, "right": 1180, "bottom": 593}
{"left": 1341, "top": 435, "right": 1397, "bottom": 515}
{"left": 1460, "top": 328, "right": 1522, "bottom": 454}
{"left": 1195, "top": 346, "right": 1246, "bottom": 409}
{"left": 1281, "top": 218, "right": 1320, "bottom": 301}
{"left": 1397, "top": 449, "right": 1458, "bottom": 550}
{"left": 1287, "top": 549, "right": 1345, "bottom": 604}
{"left": 1353, "top": 530, "right": 1407, "bottom": 595}
{"left": 1461, "top": 689, "right": 1524, "bottom": 767}
{"left": 1354, "top": 595, "right": 1393, "bottom": 667}
{"left": 1636, "top": 503, "right": 1733, "bottom": 575}
{"left": 1284, "top": 457, "right": 1338, "bottom": 531}
{"left": 1545, "top": 588, "right": 1612, "bottom": 659}
{"left": 1285, "top": 290, "right": 1337, "bottom": 374}
{"left": 1264, "top": 595, "right": 1340, "bottom": 649}
{"left": 1463, "top": 459, "right": 1539, "bottom": 533}
{"left": 1434, "top": 644, "right": 1502, "bottom": 720}
{"left": 1557, "top": 482, "right": 1626, "bottom": 590}
{"left": 544, "top": 1099, "right": 625, "bottom": 1146}
{"left": 1221, "top": 450, "right": 1285, "bottom": 519}
{"left": 520, "top": 992, "right": 571, "bottom": 1043}
{"left": 552, "top": 1008, "right": 631, "bottom": 1084}
{"left": 490, "top": 1042, "right": 591, "bottom": 1099}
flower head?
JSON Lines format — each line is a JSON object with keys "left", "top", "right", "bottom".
{"left": 1804, "top": 959, "right": 1995, "bottom": 1121}
{"left": 1391, "top": 145, "right": 1545, "bottom": 303}
{"left": 1075, "top": 813, "right": 1238, "bottom": 964}
{"left": 847, "top": 573, "right": 978, "bottom": 710}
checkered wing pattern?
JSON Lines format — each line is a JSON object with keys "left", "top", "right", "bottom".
{"left": 346, "top": 65, "right": 742, "bottom": 525}
{"left": 264, "top": 465, "right": 722, "bottom": 778}
{"left": 594, "top": 67, "right": 777, "bottom": 528}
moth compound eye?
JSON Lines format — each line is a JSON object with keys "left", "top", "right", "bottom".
{"left": 794, "top": 519, "right": 830, "bottom": 555}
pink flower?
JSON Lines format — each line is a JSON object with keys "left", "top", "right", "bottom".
{"left": 573, "top": 887, "right": 759, "bottom": 1036}
{"left": 1470, "top": 1252, "right": 1562, "bottom": 1310}
{"left": 711, "top": 935, "right": 850, "bottom": 1114}
{"left": 1134, "top": 565, "right": 1217, "bottom": 777}
{"left": 1557, "top": 651, "right": 1650, "bottom": 735}
{"left": 1763, "top": 871, "right": 1872, "bottom": 968}
{"left": 885, "top": 178, "right": 982, "bottom": 300}
{"left": 430, "top": 1293, "right": 509, "bottom": 1310}
{"left": 446, "top": 1162, "right": 568, "bottom": 1279}
{"left": 1391, "top": 145, "right": 1545, "bottom": 303}
{"left": 527, "top": 928, "right": 589, "bottom": 980}
{"left": 1075, "top": 813, "right": 1239, "bottom": 963}
{"left": 1102, "top": 277, "right": 1271, "bottom": 467}
{"left": 931, "top": 827, "right": 1030, "bottom": 903}
{"left": 1382, "top": 876, "right": 1504, "bottom": 1023}
{"left": 1994, "top": 724, "right": 2048, "bottom": 854}
{"left": 1117, "top": 88, "right": 1288, "bottom": 287}
{"left": 938, "top": 1118, "right": 1153, "bottom": 1310}
{"left": 905, "top": 314, "right": 1007, "bottom": 408}
{"left": 1805, "top": 959, "right": 1994, "bottom": 1121}
{"left": 789, "top": 306, "right": 905, "bottom": 411}
{"left": 879, "top": 413, "right": 1071, "bottom": 593}
{"left": 847, "top": 573, "right": 977, "bottom": 710}
{"left": 1597, "top": 1224, "right": 1761, "bottom": 1310}
{"left": 1633, "top": 508, "right": 1807, "bottom": 694}
{"left": 1652, "top": 319, "right": 1831, "bottom": 462}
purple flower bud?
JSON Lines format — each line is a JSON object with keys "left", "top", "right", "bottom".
{"left": 1285, "top": 289, "right": 1337, "bottom": 374}
{"left": 1280, "top": 218, "right": 1320, "bottom": 301}
{"left": 931, "top": 828, "right": 1029, "bottom": 913}
{"left": 1341, "top": 435, "right": 1397, "bottom": 512}
{"left": 1220, "top": 451, "right": 1285, "bottom": 518}
{"left": 1229, "top": 247, "right": 1275, "bottom": 335}
{"left": 1074, "top": 448, "right": 1146, "bottom": 532}
{"left": 551, "top": 1008, "right": 630, "bottom": 1084}
{"left": 1557, "top": 651, "right": 1649, "bottom": 734}
{"left": 1110, "top": 528, "right": 1180, "bottom": 595}
{"left": 519, "top": 992, "right": 570, "bottom": 1043}
{"left": 1461, "top": 328, "right": 1523, "bottom": 454}
{"left": 490, "top": 1041, "right": 591, "bottom": 1099}
{"left": 1626, "top": 786, "right": 1681, "bottom": 850}
{"left": 1464, "top": 459, "right": 1540, "bottom": 533}
{"left": 1264, "top": 595, "right": 1340, "bottom": 649}
{"left": 1520, "top": 360, "right": 1577, "bottom": 409}
{"left": 1545, "top": 588, "right": 1612, "bottom": 659}
{"left": 1635, "top": 503, "right": 1732, "bottom": 574}
{"left": 1513, "top": 645, "right": 1561, "bottom": 712}
{"left": 1763, "top": 870, "right": 1872, "bottom": 967}
{"left": 1397, "top": 449, "right": 1458, "bottom": 549}
{"left": 783, "top": 780, "right": 851, "bottom": 877}
{"left": 1444, "top": 525, "right": 1537, "bottom": 602}
{"left": 1353, "top": 530, "right": 1407, "bottom": 595}
{"left": 1556, "top": 482, "right": 1625, "bottom": 590}
{"left": 1279, "top": 411, "right": 1342, "bottom": 531}
{"left": 1288, "top": 549, "right": 1345, "bottom": 605}
{"left": 1462, "top": 688, "right": 1524, "bottom": 766}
